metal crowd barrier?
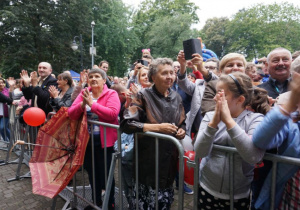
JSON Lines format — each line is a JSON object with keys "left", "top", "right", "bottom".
{"left": 191, "top": 144, "right": 300, "bottom": 210}
{"left": 51, "top": 120, "right": 185, "bottom": 210}
{"left": 0, "top": 104, "right": 28, "bottom": 167}
{"left": 3, "top": 104, "right": 299, "bottom": 210}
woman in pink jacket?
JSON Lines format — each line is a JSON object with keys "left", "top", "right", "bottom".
{"left": 68, "top": 68, "right": 120, "bottom": 210}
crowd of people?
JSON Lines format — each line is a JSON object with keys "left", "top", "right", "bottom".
{"left": 0, "top": 46, "right": 300, "bottom": 210}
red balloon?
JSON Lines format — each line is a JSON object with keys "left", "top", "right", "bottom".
{"left": 23, "top": 107, "right": 46, "bottom": 126}
{"left": 184, "top": 151, "right": 196, "bottom": 185}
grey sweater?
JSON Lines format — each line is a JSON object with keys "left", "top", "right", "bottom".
{"left": 194, "top": 110, "right": 265, "bottom": 199}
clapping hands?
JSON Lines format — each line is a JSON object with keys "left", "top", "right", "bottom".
{"left": 209, "top": 90, "right": 236, "bottom": 129}
{"left": 48, "top": 85, "right": 59, "bottom": 98}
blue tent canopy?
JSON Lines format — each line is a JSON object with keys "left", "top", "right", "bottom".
{"left": 69, "top": 70, "right": 80, "bottom": 81}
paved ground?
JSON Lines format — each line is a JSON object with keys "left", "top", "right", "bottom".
{"left": 0, "top": 143, "right": 195, "bottom": 210}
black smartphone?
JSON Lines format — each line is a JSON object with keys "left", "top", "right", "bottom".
{"left": 137, "top": 59, "right": 149, "bottom": 67}
{"left": 183, "top": 38, "right": 202, "bottom": 60}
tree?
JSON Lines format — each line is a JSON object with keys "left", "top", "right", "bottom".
{"left": 201, "top": 17, "right": 230, "bottom": 58}
{"left": 131, "top": 0, "right": 199, "bottom": 61}
{"left": 145, "top": 13, "right": 199, "bottom": 59}
{"left": 0, "top": 0, "right": 93, "bottom": 77}
{"left": 91, "top": 0, "right": 140, "bottom": 76}
{"left": 225, "top": 3, "right": 300, "bottom": 59}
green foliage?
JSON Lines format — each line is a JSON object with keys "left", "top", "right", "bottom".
{"left": 92, "top": 0, "right": 140, "bottom": 77}
{"left": 131, "top": 0, "right": 200, "bottom": 61}
{"left": 201, "top": 2, "right": 300, "bottom": 60}
{"left": 201, "top": 17, "right": 230, "bottom": 58}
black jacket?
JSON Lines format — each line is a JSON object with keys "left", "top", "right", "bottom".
{"left": 22, "top": 75, "right": 57, "bottom": 115}
{"left": 49, "top": 86, "right": 74, "bottom": 112}
{"left": 122, "top": 86, "right": 186, "bottom": 189}
{"left": 257, "top": 78, "right": 290, "bottom": 99}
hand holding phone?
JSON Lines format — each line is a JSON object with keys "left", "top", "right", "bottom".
{"left": 183, "top": 39, "right": 202, "bottom": 60}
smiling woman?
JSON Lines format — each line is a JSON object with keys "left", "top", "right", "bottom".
{"left": 68, "top": 68, "right": 120, "bottom": 209}
{"left": 122, "top": 58, "right": 186, "bottom": 209}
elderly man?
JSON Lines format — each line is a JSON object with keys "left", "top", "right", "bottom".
{"left": 258, "top": 47, "right": 292, "bottom": 99}
{"left": 20, "top": 62, "right": 57, "bottom": 114}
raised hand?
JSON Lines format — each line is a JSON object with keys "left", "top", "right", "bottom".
{"left": 177, "top": 50, "right": 187, "bottom": 75}
{"left": 20, "top": 70, "right": 31, "bottom": 87}
{"left": 129, "top": 83, "right": 139, "bottom": 98}
{"left": 133, "top": 63, "right": 143, "bottom": 76}
{"left": 208, "top": 92, "right": 222, "bottom": 128}
{"left": 30, "top": 71, "right": 38, "bottom": 87}
{"left": 81, "top": 88, "right": 93, "bottom": 107}
{"left": 7, "top": 77, "right": 16, "bottom": 87}
{"left": 219, "top": 90, "right": 236, "bottom": 129}
{"left": 79, "top": 69, "right": 88, "bottom": 86}
{"left": 48, "top": 85, "right": 59, "bottom": 98}
{"left": 284, "top": 72, "right": 300, "bottom": 113}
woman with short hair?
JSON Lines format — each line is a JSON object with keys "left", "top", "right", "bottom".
{"left": 122, "top": 58, "right": 186, "bottom": 209}
{"left": 49, "top": 72, "right": 74, "bottom": 112}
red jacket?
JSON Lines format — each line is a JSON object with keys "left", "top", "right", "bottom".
{"left": 68, "top": 85, "right": 120, "bottom": 148}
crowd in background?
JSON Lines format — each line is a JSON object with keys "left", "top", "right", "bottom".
{"left": 0, "top": 47, "right": 300, "bottom": 210}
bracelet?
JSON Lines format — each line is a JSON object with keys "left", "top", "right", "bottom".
{"left": 278, "top": 105, "right": 291, "bottom": 117}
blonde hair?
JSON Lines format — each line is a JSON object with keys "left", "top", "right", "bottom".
{"left": 219, "top": 53, "right": 247, "bottom": 73}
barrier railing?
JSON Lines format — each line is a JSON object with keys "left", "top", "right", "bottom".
{"left": 192, "top": 144, "right": 300, "bottom": 210}
{"left": 51, "top": 120, "right": 185, "bottom": 210}
{"left": 2, "top": 105, "right": 299, "bottom": 210}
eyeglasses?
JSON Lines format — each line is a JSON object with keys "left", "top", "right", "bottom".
{"left": 173, "top": 66, "right": 180, "bottom": 68}
{"left": 204, "top": 66, "right": 217, "bottom": 70}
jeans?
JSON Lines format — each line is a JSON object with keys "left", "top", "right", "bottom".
{"left": 0, "top": 117, "right": 10, "bottom": 142}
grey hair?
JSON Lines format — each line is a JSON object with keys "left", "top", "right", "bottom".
{"left": 291, "top": 56, "right": 300, "bottom": 73}
{"left": 148, "top": 58, "right": 173, "bottom": 83}
{"left": 266, "top": 47, "right": 292, "bottom": 63}
{"left": 88, "top": 68, "right": 107, "bottom": 80}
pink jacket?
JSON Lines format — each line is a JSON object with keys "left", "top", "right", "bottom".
{"left": 68, "top": 85, "right": 120, "bottom": 148}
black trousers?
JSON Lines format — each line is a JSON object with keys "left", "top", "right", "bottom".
{"left": 84, "top": 138, "right": 115, "bottom": 208}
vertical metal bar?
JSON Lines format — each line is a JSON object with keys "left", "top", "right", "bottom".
{"left": 177, "top": 146, "right": 184, "bottom": 210}
{"left": 104, "top": 126, "right": 107, "bottom": 186}
{"left": 155, "top": 137, "right": 159, "bottom": 210}
{"left": 229, "top": 153, "right": 234, "bottom": 210}
{"left": 91, "top": 125, "right": 96, "bottom": 205}
{"left": 270, "top": 161, "right": 277, "bottom": 210}
{"left": 117, "top": 128, "right": 123, "bottom": 209}
{"left": 193, "top": 154, "right": 199, "bottom": 210}
{"left": 103, "top": 153, "right": 117, "bottom": 209}
{"left": 135, "top": 133, "right": 139, "bottom": 210}
{"left": 72, "top": 173, "right": 77, "bottom": 208}
{"left": 3, "top": 104, "right": 7, "bottom": 142}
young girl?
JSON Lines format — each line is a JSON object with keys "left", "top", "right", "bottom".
{"left": 194, "top": 72, "right": 268, "bottom": 209}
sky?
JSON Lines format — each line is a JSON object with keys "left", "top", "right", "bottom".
{"left": 122, "top": 0, "right": 300, "bottom": 29}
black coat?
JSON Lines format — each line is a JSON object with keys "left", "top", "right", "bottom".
{"left": 22, "top": 75, "right": 57, "bottom": 115}
{"left": 122, "top": 86, "right": 186, "bottom": 189}
{"left": 257, "top": 78, "right": 290, "bottom": 99}
{"left": 49, "top": 86, "right": 74, "bottom": 112}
